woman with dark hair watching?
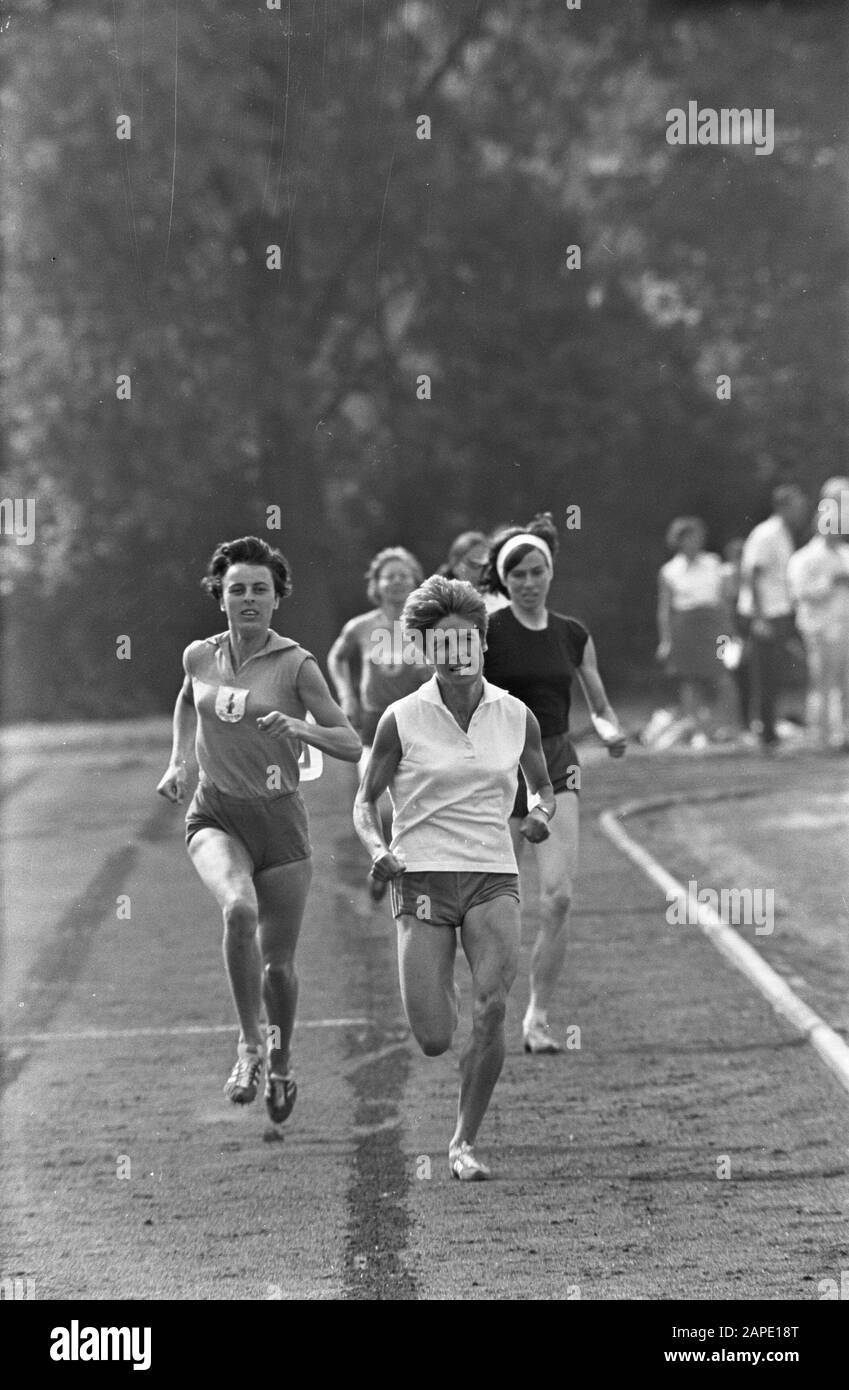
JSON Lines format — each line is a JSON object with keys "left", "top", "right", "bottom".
{"left": 354, "top": 575, "right": 554, "bottom": 1179}
{"left": 483, "top": 513, "right": 626, "bottom": 1055}
{"left": 156, "top": 536, "right": 361, "bottom": 1122}
{"left": 328, "top": 545, "right": 430, "bottom": 899}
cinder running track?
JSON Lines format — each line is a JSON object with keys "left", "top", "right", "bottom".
{"left": 2, "top": 726, "right": 848, "bottom": 1300}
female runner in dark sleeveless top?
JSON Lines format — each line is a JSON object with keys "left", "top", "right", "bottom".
{"left": 483, "top": 514, "right": 626, "bottom": 1053}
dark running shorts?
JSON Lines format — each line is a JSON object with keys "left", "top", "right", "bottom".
{"left": 390, "top": 871, "right": 520, "bottom": 928}
{"left": 185, "top": 780, "right": 311, "bottom": 872}
{"left": 512, "top": 731, "right": 580, "bottom": 819}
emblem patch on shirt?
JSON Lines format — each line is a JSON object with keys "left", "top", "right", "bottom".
{"left": 215, "top": 685, "right": 249, "bottom": 722}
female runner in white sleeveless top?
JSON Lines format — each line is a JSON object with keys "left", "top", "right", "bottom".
{"left": 354, "top": 576, "right": 554, "bottom": 1180}
{"left": 156, "top": 536, "right": 361, "bottom": 1123}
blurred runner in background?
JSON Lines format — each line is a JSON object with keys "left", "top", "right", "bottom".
{"left": 328, "top": 546, "right": 429, "bottom": 899}
{"left": 440, "top": 529, "right": 509, "bottom": 614}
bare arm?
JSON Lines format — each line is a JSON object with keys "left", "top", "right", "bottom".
{"left": 518, "top": 708, "right": 555, "bottom": 844}
{"left": 577, "top": 636, "right": 626, "bottom": 758}
{"left": 257, "top": 658, "right": 362, "bottom": 763}
{"left": 749, "top": 562, "right": 767, "bottom": 622}
{"left": 156, "top": 675, "right": 195, "bottom": 803}
{"left": 745, "top": 531, "right": 775, "bottom": 629}
{"left": 656, "top": 573, "right": 673, "bottom": 659}
{"left": 353, "top": 711, "right": 404, "bottom": 879}
{"left": 327, "top": 624, "right": 363, "bottom": 725}
{"left": 787, "top": 552, "right": 831, "bottom": 606}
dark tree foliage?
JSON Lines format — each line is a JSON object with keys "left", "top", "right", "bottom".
{"left": 1, "top": 0, "right": 846, "bottom": 716}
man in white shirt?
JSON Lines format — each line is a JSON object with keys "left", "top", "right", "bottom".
{"left": 738, "top": 484, "right": 809, "bottom": 748}
{"left": 788, "top": 477, "right": 849, "bottom": 749}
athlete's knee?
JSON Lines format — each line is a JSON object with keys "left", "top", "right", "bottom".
{"left": 222, "top": 896, "right": 257, "bottom": 939}
{"left": 263, "top": 958, "right": 297, "bottom": 989}
{"left": 471, "top": 989, "right": 507, "bottom": 1038}
{"left": 540, "top": 885, "right": 572, "bottom": 923}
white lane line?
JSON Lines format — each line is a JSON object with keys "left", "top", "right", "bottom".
{"left": 2, "top": 1019, "right": 373, "bottom": 1045}
{"left": 599, "top": 802, "right": 849, "bottom": 1100}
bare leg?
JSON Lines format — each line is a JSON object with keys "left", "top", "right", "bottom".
{"left": 806, "top": 638, "right": 830, "bottom": 748}
{"left": 188, "top": 828, "right": 263, "bottom": 1049}
{"left": 512, "top": 793, "right": 580, "bottom": 1038}
{"left": 255, "top": 858, "right": 313, "bottom": 1073}
{"left": 712, "top": 669, "right": 741, "bottom": 735}
{"left": 451, "top": 895, "right": 521, "bottom": 1151}
{"left": 679, "top": 679, "right": 701, "bottom": 727}
{"left": 396, "top": 917, "right": 458, "bottom": 1054}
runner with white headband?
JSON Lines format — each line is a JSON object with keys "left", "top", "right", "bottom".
{"left": 483, "top": 513, "right": 627, "bottom": 1054}
{"left": 495, "top": 533, "right": 554, "bottom": 585}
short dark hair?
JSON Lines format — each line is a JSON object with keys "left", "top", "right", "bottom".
{"left": 485, "top": 511, "right": 559, "bottom": 596}
{"left": 402, "top": 575, "right": 488, "bottom": 636}
{"left": 441, "top": 530, "right": 489, "bottom": 578}
{"left": 202, "top": 536, "right": 293, "bottom": 602}
{"left": 665, "top": 515, "right": 706, "bottom": 551}
{"left": 772, "top": 483, "right": 807, "bottom": 512}
{"left": 365, "top": 547, "right": 423, "bottom": 606}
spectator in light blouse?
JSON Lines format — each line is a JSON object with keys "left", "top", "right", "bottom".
{"left": 787, "top": 477, "right": 849, "bottom": 751}
{"left": 657, "top": 516, "right": 735, "bottom": 744}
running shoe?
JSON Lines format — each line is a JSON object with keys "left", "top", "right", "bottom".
{"left": 223, "top": 1046, "right": 263, "bottom": 1104}
{"left": 449, "top": 1141, "right": 491, "bottom": 1182}
{"left": 523, "top": 1019, "right": 563, "bottom": 1054}
{"left": 264, "top": 1071, "right": 297, "bottom": 1124}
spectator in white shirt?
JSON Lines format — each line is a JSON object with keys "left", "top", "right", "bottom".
{"left": 657, "top": 516, "right": 736, "bottom": 742}
{"left": 787, "top": 477, "right": 849, "bottom": 750}
{"left": 737, "top": 484, "right": 809, "bottom": 749}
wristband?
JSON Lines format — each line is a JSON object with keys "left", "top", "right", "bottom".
{"left": 532, "top": 804, "right": 553, "bottom": 821}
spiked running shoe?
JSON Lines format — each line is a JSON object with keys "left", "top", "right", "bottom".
{"left": 264, "top": 1071, "right": 297, "bottom": 1124}
{"left": 449, "top": 1141, "right": 491, "bottom": 1181}
{"left": 223, "top": 1046, "right": 263, "bottom": 1104}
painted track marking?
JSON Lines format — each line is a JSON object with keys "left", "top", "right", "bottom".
{"left": 2, "top": 1018, "right": 375, "bottom": 1045}
{"left": 599, "top": 794, "right": 849, "bottom": 1100}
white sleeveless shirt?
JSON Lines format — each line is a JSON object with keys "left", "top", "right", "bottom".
{"left": 389, "top": 676, "right": 528, "bottom": 872}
